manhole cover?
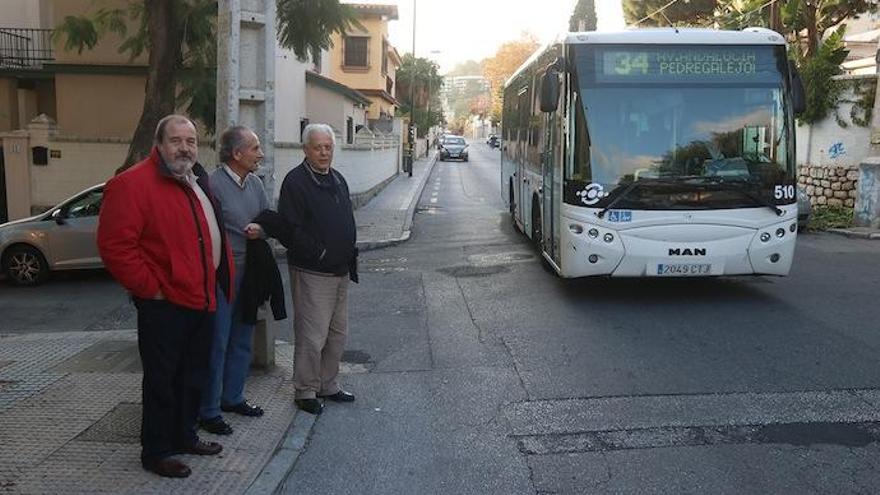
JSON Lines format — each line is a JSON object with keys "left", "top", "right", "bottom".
{"left": 50, "top": 340, "right": 141, "bottom": 373}
{"left": 438, "top": 265, "right": 509, "bottom": 278}
{"left": 75, "top": 402, "right": 141, "bottom": 444}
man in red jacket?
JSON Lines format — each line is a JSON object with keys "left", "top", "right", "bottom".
{"left": 97, "top": 114, "right": 234, "bottom": 478}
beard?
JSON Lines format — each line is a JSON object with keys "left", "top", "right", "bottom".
{"left": 165, "top": 153, "right": 195, "bottom": 176}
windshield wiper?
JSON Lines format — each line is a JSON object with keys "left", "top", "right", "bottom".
{"left": 597, "top": 176, "right": 784, "bottom": 217}
{"left": 681, "top": 176, "right": 784, "bottom": 216}
{"left": 596, "top": 178, "right": 675, "bottom": 218}
{"left": 716, "top": 181, "right": 784, "bottom": 216}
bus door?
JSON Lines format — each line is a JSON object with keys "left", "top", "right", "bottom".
{"left": 542, "top": 115, "right": 558, "bottom": 263}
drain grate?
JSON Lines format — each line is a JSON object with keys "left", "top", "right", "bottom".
{"left": 438, "top": 265, "right": 509, "bottom": 278}
{"left": 341, "top": 350, "right": 371, "bottom": 364}
{"left": 75, "top": 402, "right": 141, "bottom": 444}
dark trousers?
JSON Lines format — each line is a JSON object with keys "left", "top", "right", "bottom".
{"left": 134, "top": 298, "right": 214, "bottom": 465}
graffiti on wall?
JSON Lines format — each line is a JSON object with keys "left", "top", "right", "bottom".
{"left": 828, "top": 141, "right": 847, "bottom": 160}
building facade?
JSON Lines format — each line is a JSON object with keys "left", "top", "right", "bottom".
{"left": 327, "top": 3, "right": 401, "bottom": 129}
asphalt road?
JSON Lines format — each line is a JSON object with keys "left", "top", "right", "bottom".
{"left": 280, "top": 142, "right": 880, "bottom": 494}
{"left": 3, "top": 142, "right": 880, "bottom": 493}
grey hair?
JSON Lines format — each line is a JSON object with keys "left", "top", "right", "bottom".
{"left": 302, "top": 123, "right": 336, "bottom": 148}
{"left": 218, "top": 125, "right": 252, "bottom": 163}
{"left": 154, "top": 114, "right": 196, "bottom": 144}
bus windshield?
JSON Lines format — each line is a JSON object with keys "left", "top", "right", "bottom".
{"left": 565, "top": 44, "right": 796, "bottom": 210}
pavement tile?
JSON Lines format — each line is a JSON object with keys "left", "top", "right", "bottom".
{"left": 0, "top": 152, "right": 431, "bottom": 493}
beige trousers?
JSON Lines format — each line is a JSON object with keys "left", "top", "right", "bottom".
{"left": 290, "top": 268, "right": 349, "bottom": 399}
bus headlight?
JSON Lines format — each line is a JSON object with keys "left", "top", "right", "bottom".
{"left": 760, "top": 232, "right": 771, "bottom": 242}
{"left": 775, "top": 228, "right": 785, "bottom": 238}
{"left": 588, "top": 254, "right": 599, "bottom": 263}
{"left": 603, "top": 233, "right": 614, "bottom": 243}
{"left": 588, "top": 228, "right": 599, "bottom": 239}
{"left": 569, "top": 223, "right": 584, "bottom": 235}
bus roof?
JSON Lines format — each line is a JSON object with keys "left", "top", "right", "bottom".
{"left": 505, "top": 28, "right": 786, "bottom": 88}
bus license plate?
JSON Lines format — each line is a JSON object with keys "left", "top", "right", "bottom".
{"left": 654, "top": 263, "right": 712, "bottom": 276}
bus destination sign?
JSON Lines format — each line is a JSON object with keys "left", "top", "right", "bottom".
{"left": 594, "top": 47, "right": 780, "bottom": 84}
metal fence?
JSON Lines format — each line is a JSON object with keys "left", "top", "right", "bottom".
{"left": 0, "top": 28, "right": 53, "bottom": 69}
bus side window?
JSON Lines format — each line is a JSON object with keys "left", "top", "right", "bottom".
{"left": 569, "top": 91, "right": 591, "bottom": 182}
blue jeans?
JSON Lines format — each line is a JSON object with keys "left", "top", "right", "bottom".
{"left": 200, "top": 271, "right": 255, "bottom": 420}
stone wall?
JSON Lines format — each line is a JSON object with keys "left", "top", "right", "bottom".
{"left": 797, "top": 165, "right": 860, "bottom": 207}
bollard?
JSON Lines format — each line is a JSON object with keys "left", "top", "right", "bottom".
{"left": 250, "top": 307, "right": 275, "bottom": 370}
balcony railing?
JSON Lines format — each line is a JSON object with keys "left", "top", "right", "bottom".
{"left": 0, "top": 28, "right": 54, "bottom": 69}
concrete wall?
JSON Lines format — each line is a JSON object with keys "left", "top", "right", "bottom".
{"left": 54, "top": 74, "right": 145, "bottom": 139}
{"left": 0, "top": 0, "right": 52, "bottom": 28}
{"left": 305, "top": 84, "right": 368, "bottom": 141}
{"left": 273, "top": 135, "right": 400, "bottom": 206}
{"left": 274, "top": 50, "right": 309, "bottom": 143}
{"left": 796, "top": 75, "right": 875, "bottom": 169}
{"left": 0, "top": 79, "right": 19, "bottom": 132}
{"left": 49, "top": 0, "right": 149, "bottom": 66}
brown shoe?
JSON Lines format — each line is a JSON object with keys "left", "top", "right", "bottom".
{"left": 144, "top": 457, "right": 192, "bottom": 478}
{"left": 182, "top": 439, "right": 223, "bottom": 456}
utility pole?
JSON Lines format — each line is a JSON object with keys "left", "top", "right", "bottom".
{"left": 217, "top": 0, "right": 277, "bottom": 199}
{"left": 217, "top": 0, "right": 277, "bottom": 369}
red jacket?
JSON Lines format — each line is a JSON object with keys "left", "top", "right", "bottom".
{"left": 97, "top": 147, "right": 233, "bottom": 311}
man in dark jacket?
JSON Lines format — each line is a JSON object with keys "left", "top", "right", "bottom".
{"left": 97, "top": 115, "right": 232, "bottom": 478}
{"left": 278, "top": 123, "right": 358, "bottom": 415}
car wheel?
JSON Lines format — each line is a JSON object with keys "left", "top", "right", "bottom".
{"left": 3, "top": 245, "right": 50, "bottom": 286}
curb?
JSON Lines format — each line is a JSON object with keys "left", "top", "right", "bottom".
{"left": 355, "top": 151, "right": 439, "bottom": 252}
{"left": 827, "top": 228, "right": 880, "bottom": 240}
{"left": 249, "top": 154, "right": 438, "bottom": 493}
{"left": 244, "top": 410, "right": 317, "bottom": 495}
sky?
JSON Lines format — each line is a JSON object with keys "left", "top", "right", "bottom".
{"left": 352, "top": 0, "right": 627, "bottom": 74}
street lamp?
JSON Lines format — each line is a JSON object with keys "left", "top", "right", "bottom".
{"left": 407, "top": 0, "right": 417, "bottom": 177}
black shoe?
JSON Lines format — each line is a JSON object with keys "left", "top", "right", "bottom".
{"left": 200, "top": 416, "right": 233, "bottom": 435}
{"left": 221, "top": 400, "right": 264, "bottom": 417}
{"left": 143, "top": 457, "right": 191, "bottom": 478}
{"left": 182, "top": 439, "right": 223, "bottom": 456}
{"left": 295, "top": 398, "right": 323, "bottom": 415}
{"left": 318, "top": 390, "right": 355, "bottom": 402}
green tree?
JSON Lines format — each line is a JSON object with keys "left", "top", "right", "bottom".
{"left": 396, "top": 54, "right": 444, "bottom": 137}
{"left": 569, "top": 0, "right": 598, "bottom": 31}
{"left": 623, "top": 0, "right": 716, "bottom": 26}
{"left": 56, "top": 0, "right": 358, "bottom": 172}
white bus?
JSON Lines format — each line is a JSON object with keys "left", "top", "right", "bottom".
{"left": 501, "top": 28, "right": 806, "bottom": 278}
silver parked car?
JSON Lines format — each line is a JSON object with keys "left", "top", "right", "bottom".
{"left": 797, "top": 186, "right": 812, "bottom": 231}
{"left": 0, "top": 184, "right": 104, "bottom": 285}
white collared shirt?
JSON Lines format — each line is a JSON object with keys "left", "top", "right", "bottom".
{"left": 223, "top": 164, "right": 248, "bottom": 189}
{"left": 184, "top": 173, "right": 222, "bottom": 270}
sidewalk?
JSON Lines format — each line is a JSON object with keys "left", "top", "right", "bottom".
{"left": 0, "top": 153, "right": 438, "bottom": 494}
{"left": 355, "top": 151, "right": 438, "bottom": 251}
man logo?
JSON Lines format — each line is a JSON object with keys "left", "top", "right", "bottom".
{"left": 668, "top": 248, "right": 707, "bottom": 256}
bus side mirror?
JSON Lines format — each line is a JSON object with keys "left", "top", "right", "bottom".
{"left": 540, "top": 69, "right": 560, "bottom": 113}
{"left": 789, "top": 61, "right": 806, "bottom": 115}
